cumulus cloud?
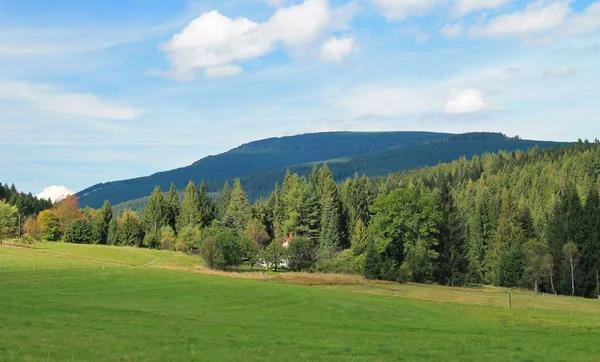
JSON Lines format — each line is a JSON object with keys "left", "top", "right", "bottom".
{"left": 453, "top": 0, "right": 515, "bottom": 17}
{"left": 205, "top": 65, "right": 244, "bottom": 78}
{"left": 439, "top": 22, "right": 463, "bottom": 38}
{"left": 320, "top": 36, "right": 357, "bottom": 63}
{"left": 469, "top": 1, "right": 570, "bottom": 37}
{"left": 544, "top": 65, "right": 576, "bottom": 78}
{"left": 159, "top": 0, "right": 352, "bottom": 80}
{"left": 36, "top": 185, "right": 74, "bottom": 202}
{"left": 0, "top": 82, "right": 144, "bottom": 120}
{"left": 371, "top": 0, "right": 447, "bottom": 21}
{"left": 444, "top": 88, "right": 487, "bottom": 114}
{"left": 563, "top": 1, "right": 600, "bottom": 35}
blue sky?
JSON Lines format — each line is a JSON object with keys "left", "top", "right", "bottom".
{"left": 1, "top": 0, "right": 599, "bottom": 200}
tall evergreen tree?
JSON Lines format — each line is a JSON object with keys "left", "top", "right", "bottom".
{"left": 226, "top": 178, "right": 251, "bottom": 231}
{"left": 142, "top": 186, "right": 167, "bottom": 239}
{"left": 580, "top": 186, "right": 600, "bottom": 297}
{"left": 165, "top": 183, "right": 180, "bottom": 233}
{"left": 198, "top": 181, "right": 215, "bottom": 228}
{"left": 177, "top": 181, "right": 201, "bottom": 231}
{"left": 434, "top": 182, "right": 468, "bottom": 286}
{"left": 94, "top": 200, "right": 113, "bottom": 244}
{"left": 217, "top": 181, "right": 231, "bottom": 221}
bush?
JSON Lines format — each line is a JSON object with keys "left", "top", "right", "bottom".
{"left": 159, "top": 226, "right": 176, "bottom": 250}
{"left": 200, "top": 226, "right": 249, "bottom": 268}
{"left": 263, "top": 241, "right": 288, "bottom": 271}
{"left": 175, "top": 226, "right": 201, "bottom": 253}
{"left": 64, "top": 219, "right": 94, "bottom": 244}
{"left": 199, "top": 237, "right": 225, "bottom": 270}
{"left": 143, "top": 233, "right": 159, "bottom": 249}
{"left": 316, "top": 249, "right": 365, "bottom": 275}
{"left": 287, "top": 236, "right": 317, "bottom": 272}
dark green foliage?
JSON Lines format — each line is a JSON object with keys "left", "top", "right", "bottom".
{"left": 165, "top": 183, "right": 180, "bottom": 233}
{"left": 287, "top": 236, "right": 317, "bottom": 272}
{"left": 200, "top": 227, "right": 249, "bottom": 267}
{"left": 225, "top": 179, "right": 251, "bottom": 231}
{"left": 364, "top": 240, "right": 380, "bottom": 280}
{"left": 580, "top": 187, "right": 600, "bottom": 297}
{"left": 94, "top": 201, "right": 113, "bottom": 245}
{"left": 64, "top": 219, "right": 94, "bottom": 244}
{"left": 0, "top": 182, "right": 53, "bottom": 217}
{"left": 263, "top": 240, "right": 288, "bottom": 271}
{"left": 118, "top": 211, "right": 143, "bottom": 247}
{"left": 198, "top": 181, "right": 215, "bottom": 228}
{"left": 434, "top": 183, "right": 468, "bottom": 286}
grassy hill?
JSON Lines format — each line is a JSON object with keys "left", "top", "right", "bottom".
{"left": 112, "top": 133, "right": 567, "bottom": 214}
{"left": 78, "top": 131, "right": 450, "bottom": 208}
{"left": 1, "top": 242, "right": 599, "bottom": 361}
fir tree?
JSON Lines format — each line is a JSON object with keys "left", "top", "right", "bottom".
{"left": 198, "top": 181, "right": 215, "bottom": 228}
{"left": 94, "top": 200, "right": 113, "bottom": 244}
{"left": 142, "top": 186, "right": 166, "bottom": 240}
{"left": 177, "top": 181, "right": 201, "bottom": 231}
{"left": 165, "top": 183, "right": 180, "bottom": 233}
{"left": 580, "top": 187, "right": 600, "bottom": 297}
{"left": 226, "top": 178, "right": 251, "bottom": 231}
{"left": 364, "top": 239, "right": 380, "bottom": 280}
{"left": 217, "top": 181, "right": 231, "bottom": 221}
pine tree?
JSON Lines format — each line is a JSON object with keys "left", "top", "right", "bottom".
{"left": 177, "top": 181, "right": 201, "bottom": 231}
{"left": 198, "top": 181, "right": 215, "bottom": 228}
{"left": 142, "top": 186, "right": 166, "bottom": 241}
{"left": 165, "top": 183, "right": 180, "bottom": 233}
{"left": 226, "top": 178, "right": 251, "bottom": 231}
{"left": 350, "top": 219, "right": 371, "bottom": 256}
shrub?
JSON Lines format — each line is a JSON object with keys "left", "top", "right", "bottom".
{"left": 287, "top": 236, "right": 317, "bottom": 272}
{"left": 64, "top": 219, "right": 94, "bottom": 244}
{"left": 159, "top": 226, "right": 176, "bottom": 250}
{"left": 199, "top": 237, "right": 225, "bottom": 270}
{"left": 263, "top": 241, "right": 288, "bottom": 271}
{"left": 175, "top": 226, "right": 201, "bottom": 253}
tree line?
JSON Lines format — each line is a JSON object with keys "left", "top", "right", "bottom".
{"left": 11, "top": 140, "right": 600, "bottom": 298}
{"left": 0, "top": 183, "right": 53, "bottom": 240}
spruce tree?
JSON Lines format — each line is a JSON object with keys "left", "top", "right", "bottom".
{"left": 177, "top": 181, "right": 201, "bottom": 231}
{"left": 580, "top": 187, "right": 600, "bottom": 297}
{"left": 94, "top": 200, "right": 113, "bottom": 244}
{"left": 226, "top": 178, "right": 251, "bottom": 231}
{"left": 198, "top": 181, "right": 215, "bottom": 228}
{"left": 434, "top": 182, "right": 468, "bottom": 286}
{"left": 217, "top": 181, "right": 231, "bottom": 220}
{"left": 165, "top": 183, "right": 180, "bottom": 233}
{"left": 107, "top": 217, "right": 118, "bottom": 245}
{"left": 142, "top": 186, "right": 167, "bottom": 241}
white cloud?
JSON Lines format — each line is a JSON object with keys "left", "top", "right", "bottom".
{"left": 444, "top": 87, "right": 487, "bottom": 114}
{"left": 320, "top": 36, "right": 357, "bottom": 63}
{"left": 205, "top": 65, "right": 244, "bottom": 78}
{"left": 544, "top": 65, "right": 576, "bottom": 78}
{"left": 563, "top": 1, "right": 600, "bottom": 35}
{"left": 0, "top": 82, "right": 144, "bottom": 120}
{"left": 159, "top": 0, "right": 350, "bottom": 80}
{"left": 263, "top": 0, "right": 286, "bottom": 7}
{"left": 453, "top": 0, "right": 515, "bottom": 17}
{"left": 469, "top": 1, "right": 571, "bottom": 37}
{"left": 334, "top": 85, "right": 444, "bottom": 115}
{"left": 371, "top": 0, "right": 447, "bottom": 21}
{"left": 36, "top": 185, "right": 74, "bottom": 202}
{"left": 439, "top": 22, "right": 463, "bottom": 38}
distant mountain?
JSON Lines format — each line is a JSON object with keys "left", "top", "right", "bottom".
{"left": 78, "top": 131, "right": 451, "bottom": 208}
{"left": 106, "top": 132, "right": 568, "bottom": 215}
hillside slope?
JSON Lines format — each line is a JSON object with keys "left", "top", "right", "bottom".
{"left": 77, "top": 132, "right": 451, "bottom": 208}
{"left": 112, "top": 133, "right": 567, "bottom": 214}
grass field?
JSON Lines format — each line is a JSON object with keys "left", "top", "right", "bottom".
{"left": 1, "top": 243, "right": 599, "bottom": 361}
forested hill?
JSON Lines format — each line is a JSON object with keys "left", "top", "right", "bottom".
{"left": 78, "top": 132, "right": 452, "bottom": 208}
{"left": 111, "top": 132, "right": 567, "bottom": 214}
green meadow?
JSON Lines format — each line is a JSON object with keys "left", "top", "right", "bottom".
{"left": 1, "top": 243, "right": 599, "bottom": 361}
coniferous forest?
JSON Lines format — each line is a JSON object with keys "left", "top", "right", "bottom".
{"left": 6, "top": 140, "right": 600, "bottom": 298}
